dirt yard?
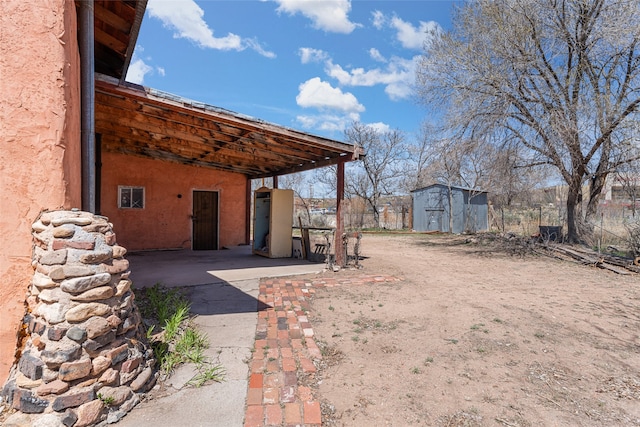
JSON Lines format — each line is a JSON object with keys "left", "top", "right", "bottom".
{"left": 308, "top": 233, "right": 640, "bottom": 427}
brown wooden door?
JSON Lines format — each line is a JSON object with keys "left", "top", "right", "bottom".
{"left": 192, "top": 191, "right": 219, "bottom": 250}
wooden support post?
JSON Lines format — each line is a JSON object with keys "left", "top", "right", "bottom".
{"left": 272, "top": 175, "right": 278, "bottom": 189}
{"left": 298, "top": 217, "right": 308, "bottom": 260}
{"left": 335, "top": 161, "right": 345, "bottom": 267}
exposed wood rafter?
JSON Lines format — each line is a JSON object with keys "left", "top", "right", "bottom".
{"left": 95, "top": 78, "right": 363, "bottom": 178}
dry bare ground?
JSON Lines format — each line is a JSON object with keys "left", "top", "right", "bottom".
{"left": 308, "top": 233, "right": 640, "bottom": 427}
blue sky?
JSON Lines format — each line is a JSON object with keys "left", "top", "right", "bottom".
{"left": 127, "top": 0, "right": 458, "bottom": 142}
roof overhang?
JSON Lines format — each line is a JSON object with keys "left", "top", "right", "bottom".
{"left": 95, "top": 76, "right": 363, "bottom": 179}
{"left": 91, "top": 0, "right": 147, "bottom": 82}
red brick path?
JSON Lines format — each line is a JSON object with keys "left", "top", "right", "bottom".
{"left": 243, "top": 275, "right": 400, "bottom": 427}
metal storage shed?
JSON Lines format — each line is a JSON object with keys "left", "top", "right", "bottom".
{"left": 412, "top": 184, "right": 488, "bottom": 234}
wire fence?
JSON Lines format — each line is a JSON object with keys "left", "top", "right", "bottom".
{"left": 492, "top": 204, "right": 639, "bottom": 254}
{"left": 295, "top": 200, "right": 640, "bottom": 256}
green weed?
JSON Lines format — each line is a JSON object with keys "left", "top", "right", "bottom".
{"left": 187, "top": 364, "right": 226, "bottom": 387}
{"left": 134, "top": 283, "right": 224, "bottom": 385}
{"left": 175, "top": 327, "right": 208, "bottom": 364}
{"left": 164, "top": 301, "right": 190, "bottom": 341}
{"left": 97, "top": 393, "right": 115, "bottom": 406}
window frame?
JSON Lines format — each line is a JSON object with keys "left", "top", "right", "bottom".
{"left": 118, "top": 186, "right": 145, "bottom": 209}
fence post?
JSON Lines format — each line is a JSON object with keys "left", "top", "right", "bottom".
{"left": 599, "top": 212, "right": 604, "bottom": 253}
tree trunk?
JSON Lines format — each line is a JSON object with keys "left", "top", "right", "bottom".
{"left": 585, "top": 135, "right": 611, "bottom": 224}
{"left": 372, "top": 205, "right": 380, "bottom": 228}
{"left": 585, "top": 172, "right": 607, "bottom": 224}
{"left": 565, "top": 184, "right": 582, "bottom": 243}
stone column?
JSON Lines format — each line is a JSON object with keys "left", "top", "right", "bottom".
{"left": 1, "top": 210, "right": 155, "bottom": 427}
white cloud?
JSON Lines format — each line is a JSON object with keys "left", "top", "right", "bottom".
{"left": 390, "top": 16, "right": 441, "bottom": 50}
{"left": 384, "top": 81, "right": 413, "bottom": 101}
{"left": 324, "top": 56, "right": 417, "bottom": 101}
{"left": 126, "top": 58, "right": 153, "bottom": 84}
{"left": 299, "top": 47, "right": 329, "bottom": 64}
{"left": 245, "top": 39, "right": 277, "bottom": 59}
{"left": 274, "top": 0, "right": 360, "bottom": 34}
{"left": 125, "top": 46, "right": 167, "bottom": 84}
{"left": 297, "top": 115, "right": 391, "bottom": 134}
{"left": 295, "top": 75, "right": 364, "bottom": 133}
{"left": 371, "top": 10, "right": 386, "bottom": 29}
{"left": 296, "top": 77, "right": 365, "bottom": 113}
{"left": 296, "top": 112, "right": 360, "bottom": 133}
{"left": 368, "top": 48, "right": 386, "bottom": 63}
{"left": 147, "top": 0, "right": 275, "bottom": 57}
{"left": 366, "top": 122, "right": 391, "bottom": 133}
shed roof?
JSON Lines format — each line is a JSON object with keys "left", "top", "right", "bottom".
{"left": 411, "top": 183, "right": 489, "bottom": 194}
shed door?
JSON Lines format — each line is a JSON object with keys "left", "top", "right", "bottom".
{"left": 425, "top": 210, "right": 443, "bottom": 232}
{"left": 192, "top": 191, "right": 219, "bottom": 250}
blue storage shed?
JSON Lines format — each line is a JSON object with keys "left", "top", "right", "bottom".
{"left": 412, "top": 184, "right": 488, "bottom": 234}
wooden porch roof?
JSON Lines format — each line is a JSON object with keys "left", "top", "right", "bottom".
{"left": 95, "top": 77, "right": 362, "bottom": 179}
{"left": 91, "top": 0, "right": 147, "bottom": 82}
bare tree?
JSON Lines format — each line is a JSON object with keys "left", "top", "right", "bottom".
{"left": 344, "top": 121, "right": 407, "bottom": 228}
{"left": 489, "top": 142, "right": 555, "bottom": 208}
{"left": 416, "top": 0, "right": 640, "bottom": 243}
{"left": 410, "top": 123, "right": 550, "bottom": 209}
{"left": 614, "top": 160, "right": 640, "bottom": 217}
{"left": 314, "top": 165, "right": 337, "bottom": 198}
{"left": 411, "top": 122, "right": 499, "bottom": 190}
{"left": 278, "top": 172, "right": 313, "bottom": 224}
{"left": 404, "top": 122, "right": 439, "bottom": 192}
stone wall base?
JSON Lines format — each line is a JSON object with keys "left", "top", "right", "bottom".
{"left": 1, "top": 210, "right": 155, "bottom": 426}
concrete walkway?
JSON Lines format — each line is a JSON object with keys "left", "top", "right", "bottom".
{"left": 115, "top": 246, "right": 325, "bottom": 427}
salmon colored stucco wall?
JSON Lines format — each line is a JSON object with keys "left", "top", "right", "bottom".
{"left": 100, "top": 152, "right": 248, "bottom": 251}
{"left": 0, "top": 1, "right": 81, "bottom": 384}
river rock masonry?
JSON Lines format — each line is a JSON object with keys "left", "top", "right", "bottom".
{"left": 1, "top": 210, "right": 155, "bottom": 427}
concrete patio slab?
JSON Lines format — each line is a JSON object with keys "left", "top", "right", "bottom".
{"left": 114, "top": 245, "right": 325, "bottom": 427}
{"left": 126, "top": 245, "right": 324, "bottom": 289}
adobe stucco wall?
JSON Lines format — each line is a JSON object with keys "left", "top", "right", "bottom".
{"left": 0, "top": 1, "right": 82, "bottom": 385}
{"left": 100, "top": 152, "right": 248, "bottom": 251}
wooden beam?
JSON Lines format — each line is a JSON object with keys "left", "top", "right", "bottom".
{"left": 94, "top": 78, "right": 363, "bottom": 179}
{"left": 95, "top": 105, "right": 297, "bottom": 162}
{"left": 95, "top": 3, "right": 131, "bottom": 33}
{"left": 95, "top": 26, "right": 128, "bottom": 54}
{"left": 100, "top": 134, "right": 270, "bottom": 175}
{"left": 335, "top": 160, "right": 345, "bottom": 267}
{"left": 95, "top": 118, "right": 293, "bottom": 171}
{"left": 96, "top": 94, "right": 323, "bottom": 164}
{"left": 251, "top": 154, "right": 351, "bottom": 179}
{"left": 96, "top": 80, "right": 356, "bottom": 154}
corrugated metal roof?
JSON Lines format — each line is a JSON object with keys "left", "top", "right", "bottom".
{"left": 411, "top": 183, "right": 489, "bottom": 194}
